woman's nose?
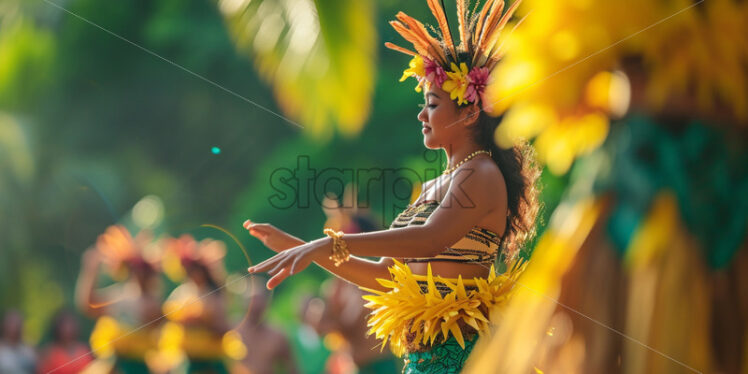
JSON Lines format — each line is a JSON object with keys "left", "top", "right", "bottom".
{"left": 417, "top": 106, "right": 428, "bottom": 122}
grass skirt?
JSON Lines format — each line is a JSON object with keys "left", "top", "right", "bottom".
{"left": 360, "top": 259, "right": 525, "bottom": 357}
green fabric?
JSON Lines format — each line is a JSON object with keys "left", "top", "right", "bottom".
{"left": 115, "top": 358, "right": 150, "bottom": 374}
{"left": 358, "top": 357, "right": 399, "bottom": 374}
{"left": 188, "top": 359, "right": 228, "bottom": 374}
{"left": 567, "top": 114, "right": 748, "bottom": 268}
{"left": 402, "top": 334, "right": 478, "bottom": 374}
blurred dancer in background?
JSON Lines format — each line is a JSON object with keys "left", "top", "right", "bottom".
{"left": 246, "top": 186, "right": 391, "bottom": 374}
{"left": 75, "top": 225, "right": 162, "bottom": 373}
{"left": 247, "top": 187, "right": 399, "bottom": 373}
{"left": 160, "top": 235, "right": 232, "bottom": 374}
{"left": 236, "top": 277, "right": 297, "bottom": 374}
{"left": 318, "top": 279, "right": 398, "bottom": 374}
{"left": 317, "top": 188, "right": 399, "bottom": 374}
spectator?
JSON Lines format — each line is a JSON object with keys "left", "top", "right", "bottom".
{"left": 0, "top": 309, "right": 36, "bottom": 374}
{"left": 37, "top": 310, "right": 92, "bottom": 374}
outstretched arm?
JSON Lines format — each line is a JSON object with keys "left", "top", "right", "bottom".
{"left": 75, "top": 249, "right": 106, "bottom": 318}
{"left": 249, "top": 163, "right": 506, "bottom": 289}
{"left": 244, "top": 221, "right": 393, "bottom": 290}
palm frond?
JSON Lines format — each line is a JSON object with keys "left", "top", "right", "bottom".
{"left": 219, "top": 0, "right": 376, "bottom": 138}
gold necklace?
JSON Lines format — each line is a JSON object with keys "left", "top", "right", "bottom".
{"left": 442, "top": 149, "right": 492, "bottom": 175}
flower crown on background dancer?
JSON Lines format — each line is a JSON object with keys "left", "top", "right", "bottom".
{"left": 95, "top": 225, "right": 158, "bottom": 280}
{"left": 161, "top": 234, "right": 227, "bottom": 284}
{"left": 386, "top": 0, "right": 523, "bottom": 107}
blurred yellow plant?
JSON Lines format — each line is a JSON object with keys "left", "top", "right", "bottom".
{"left": 219, "top": 0, "right": 376, "bottom": 139}
{"left": 487, "top": 0, "right": 748, "bottom": 175}
{"left": 463, "top": 197, "right": 606, "bottom": 373}
{"left": 0, "top": 112, "right": 34, "bottom": 183}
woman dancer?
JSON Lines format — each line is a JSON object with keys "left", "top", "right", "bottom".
{"left": 161, "top": 235, "right": 231, "bottom": 373}
{"left": 76, "top": 225, "right": 162, "bottom": 373}
{"left": 247, "top": 1, "right": 540, "bottom": 371}
{"left": 76, "top": 225, "right": 161, "bottom": 374}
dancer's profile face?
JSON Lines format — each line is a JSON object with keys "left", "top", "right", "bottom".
{"left": 417, "top": 86, "right": 473, "bottom": 149}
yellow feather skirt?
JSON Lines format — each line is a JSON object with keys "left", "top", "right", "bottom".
{"left": 360, "top": 259, "right": 527, "bottom": 357}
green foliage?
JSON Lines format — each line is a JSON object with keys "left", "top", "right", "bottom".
{"left": 0, "top": 0, "right": 561, "bottom": 348}
{"left": 221, "top": 0, "right": 378, "bottom": 138}
{"left": 0, "top": 19, "right": 55, "bottom": 109}
{"left": 0, "top": 0, "right": 292, "bottom": 333}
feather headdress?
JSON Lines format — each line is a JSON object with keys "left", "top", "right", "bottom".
{"left": 387, "top": 0, "right": 523, "bottom": 106}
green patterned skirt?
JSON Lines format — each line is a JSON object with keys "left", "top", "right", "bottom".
{"left": 401, "top": 334, "right": 479, "bottom": 374}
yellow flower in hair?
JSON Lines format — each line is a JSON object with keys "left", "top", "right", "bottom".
{"left": 442, "top": 62, "right": 470, "bottom": 105}
{"left": 400, "top": 55, "right": 426, "bottom": 91}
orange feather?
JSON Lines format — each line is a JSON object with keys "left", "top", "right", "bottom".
{"left": 472, "top": 0, "right": 494, "bottom": 49}
{"left": 396, "top": 12, "right": 448, "bottom": 64}
{"left": 474, "top": 0, "right": 504, "bottom": 64}
{"left": 479, "top": 0, "right": 506, "bottom": 48}
{"left": 483, "top": 5, "right": 526, "bottom": 68}
{"left": 484, "top": 0, "right": 522, "bottom": 49}
{"left": 390, "top": 21, "right": 432, "bottom": 57}
{"left": 426, "top": 0, "right": 457, "bottom": 59}
{"left": 385, "top": 42, "right": 418, "bottom": 57}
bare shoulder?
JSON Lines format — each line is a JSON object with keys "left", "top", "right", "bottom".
{"left": 443, "top": 158, "right": 506, "bottom": 212}
{"left": 453, "top": 158, "right": 505, "bottom": 189}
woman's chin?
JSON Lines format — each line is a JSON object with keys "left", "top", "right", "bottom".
{"left": 423, "top": 137, "right": 439, "bottom": 149}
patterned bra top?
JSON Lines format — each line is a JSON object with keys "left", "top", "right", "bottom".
{"left": 390, "top": 199, "right": 505, "bottom": 266}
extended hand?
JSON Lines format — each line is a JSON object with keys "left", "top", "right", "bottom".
{"left": 244, "top": 220, "right": 305, "bottom": 252}
{"left": 247, "top": 239, "right": 329, "bottom": 289}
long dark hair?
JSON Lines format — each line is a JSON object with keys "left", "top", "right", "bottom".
{"left": 470, "top": 110, "right": 542, "bottom": 261}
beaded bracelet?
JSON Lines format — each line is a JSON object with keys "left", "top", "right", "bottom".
{"left": 323, "top": 228, "right": 351, "bottom": 267}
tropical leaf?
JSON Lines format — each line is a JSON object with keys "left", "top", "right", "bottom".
{"left": 218, "top": 0, "right": 377, "bottom": 139}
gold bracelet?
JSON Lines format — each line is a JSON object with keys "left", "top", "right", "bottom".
{"left": 323, "top": 228, "right": 351, "bottom": 267}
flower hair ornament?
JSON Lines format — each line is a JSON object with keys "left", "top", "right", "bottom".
{"left": 386, "top": 0, "right": 523, "bottom": 108}
{"left": 161, "top": 234, "right": 227, "bottom": 283}
{"left": 94, "top": 225, "right": 160, "bottom": 280}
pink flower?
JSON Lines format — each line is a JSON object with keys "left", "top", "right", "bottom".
{"left": 465, "top": 67, "right": 490, "bottom": 104}
{"left": 423, "top": 57, "right": 447, "bottom": 88}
